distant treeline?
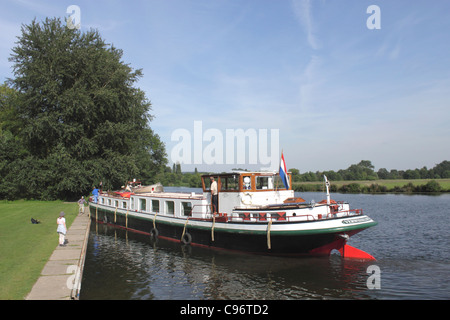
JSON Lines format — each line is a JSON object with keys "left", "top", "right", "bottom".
{"left": 290, "top": 160, "right": 450, "bottom": 182}
{"left": 291, "top": 160, "right": 450, "bottom": 193}
{"left": 157, "top": 160, "right": 450, "bottom": 193}
{"left": 155, "top": 165, "right": 203, "bottom": 188}
{"left": 293, "top": 180, "right": 447, "bottom": 194}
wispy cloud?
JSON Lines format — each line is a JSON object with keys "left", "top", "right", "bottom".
{"left": 290, "top": 0, "right": 325, "bottom": 118}
{"left": 291, "top": 0, "right": 320, "bottom": 50}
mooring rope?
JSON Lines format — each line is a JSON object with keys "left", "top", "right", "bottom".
{"left": 211, "top": 214, "right": 215, "bottom": 242}
{"left": 267, "top": 219, "right": 272, "bottom": 250}
{"left": 181, "top": 218, "right": 189, "bottom": 241}
{"left": 153, "top": 212, "right": 157, "bottom": 229}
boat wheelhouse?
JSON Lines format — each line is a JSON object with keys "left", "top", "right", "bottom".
{"left": 89, "top": 171, "right": 377, "bottom": 259}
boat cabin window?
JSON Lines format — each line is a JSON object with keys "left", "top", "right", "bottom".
{"left": 122, "top": 201, "right": 127, "bottom": 209}
{"left": 151, "top": 200, "right": 159, "bottom": 213}
{"left": 220, "top": 174, "right": 239, "bottom": 191}
{"left": 165, "top": 201, "right": 175, "bottom": 215}
{"left": 115, "top": 200, "right": 119, "bottom": 207}
{"left": 107, "top": 199, "right": 111, "bottom": 206}
{"left": 202, "top": 176, "right": 219, "bottom": 192}
{"left": 181, "top": 202, "right": 192, "bottom": 216}
{"left": 242, "top": 176, "right": 252, "bottom": 190}
{"left": 140, "top": 198, "right": 146, "bottom": 212}
{"left": 256, "top": 176, "right": 273, "bottom": 190}
{"left": 201, "top": 172, "right": 292, "bottom": 192}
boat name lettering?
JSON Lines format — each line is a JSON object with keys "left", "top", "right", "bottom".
{"left": 342, "top": 217, "right": 371, "bottom": 224}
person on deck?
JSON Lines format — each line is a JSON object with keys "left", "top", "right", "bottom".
{"left": 210, "top": 177, "right": 218, "bottom": 214}
{"left": 92, "top": 187, "right": 99, "bottom": 203}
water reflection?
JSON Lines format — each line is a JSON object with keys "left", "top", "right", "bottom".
{"left": 81, "top": 192, "right": 450, "bottom": 300}
{"left": 80, "top": 222, "right": 376, "bottom": 300}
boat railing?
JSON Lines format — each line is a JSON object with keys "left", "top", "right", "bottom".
{"left": 197, "top": 208, "right": 364, "bottom": 223}
{"left": 326, "top": 209, "right": 363, "bottom": 219}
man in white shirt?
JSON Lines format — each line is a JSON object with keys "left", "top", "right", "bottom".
{"left": 210, "top": 177, "right": 218, "bottom": 214}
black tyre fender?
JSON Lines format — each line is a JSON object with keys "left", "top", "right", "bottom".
{"left": 150, "top": 228, "right": 159, "bottom": 239}
{"left": 181, "top": 232, "right": 192, "bottom": 245}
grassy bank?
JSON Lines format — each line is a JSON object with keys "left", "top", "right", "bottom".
{"left": 292, "top": 179, "right": 450, "bottom": 193}
{"left": 0, "top": 200, "right": 77, "bottom": 299}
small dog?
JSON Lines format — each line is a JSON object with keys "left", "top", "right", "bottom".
{"left": 31, "top": 218, "right": 41, "bottom": 224}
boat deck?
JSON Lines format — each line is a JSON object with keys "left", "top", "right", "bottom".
{"left": 102, "top": 191, "right": 205, "bottom": 200}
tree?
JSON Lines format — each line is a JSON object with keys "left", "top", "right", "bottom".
{"left": 2, "top": 17, "right": 167, "bottom": 200}
{"left": 377, "top": 168, "right": 389, "bottom": 179}
{"left": 0, "top": 84, "right": 23, "bottom": 135}
{"left": 432, "top": 161, "right": 450, "bottom": 179}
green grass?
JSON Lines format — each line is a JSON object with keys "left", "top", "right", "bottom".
{"left": 292, "top": 178, "right": 450, "bottom": 193}
{"left": 0, "top": 200, "right": 77, "bottom": 300}
{"left": 374, "top": 178, "right": 450, "bottom": 190}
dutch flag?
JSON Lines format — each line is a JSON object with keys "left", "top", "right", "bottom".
{"left": 279, "top": 152, "right": 290, "bottom": 190}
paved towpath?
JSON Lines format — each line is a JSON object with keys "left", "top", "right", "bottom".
{"left": 26, "top": 208, "right": 91, "bottom": 300}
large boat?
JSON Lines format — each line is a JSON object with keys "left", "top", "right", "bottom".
{"left": 89, "top": 171, "right": 377, "bottom": 259}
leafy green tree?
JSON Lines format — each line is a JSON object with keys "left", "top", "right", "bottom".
{"left": 377, "top": 168, "right": 389, "bottom": 179}
{"left": 2, "top": 17, "right": 166, "bottom": 200}
{"left": 0, "top": 84, "right": 23, "bottom": 135}
{"left": 389, "top": 169, "right": 401, "bottom": 179}
{"left": 432, "top": 161, "right": 450, "bottom": 179}
{"left": 344, "top": 160, "right": 378, "bottom": 180}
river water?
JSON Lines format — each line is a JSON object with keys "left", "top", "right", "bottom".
{"left": 79, "top": 190, "right": 450, "bottom": 300}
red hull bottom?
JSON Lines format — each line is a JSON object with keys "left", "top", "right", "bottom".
{"left": 309, "top": 237, "right": 376, "bottom": 261}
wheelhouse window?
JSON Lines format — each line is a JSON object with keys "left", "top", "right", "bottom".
{"left": 151, "top": 200, "right": 159, "bottom": 213}
{"left": 181, "top": 202, "right": 192, "bottom": 216}
{"left": 220, "top": 175, "right": 239, "bottom": 191}
{"left": 256, "top": 176, "right": 273, "bottom": 190}
{"left": 242, "top": 176, "right": 252, "bottom": 190}
{"left": 202, "top": 176, "right": 219, "bottom": 192}
{"left": 201, "top": 172, "right": 292, "bottom": 192}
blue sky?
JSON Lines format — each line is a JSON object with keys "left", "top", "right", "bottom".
{"left": 1, "top": 0, "right": 449, "bottom": 173}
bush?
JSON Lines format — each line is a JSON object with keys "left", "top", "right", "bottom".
{"left": 339, "top": 183, "right": 362, "bottom": 193}
{"left": 420, "top": 180, "right": 442, "bottom": 193}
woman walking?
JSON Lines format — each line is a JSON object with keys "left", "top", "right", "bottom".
{"left": 56, "top": 212, "right": 67, "bottom": 246}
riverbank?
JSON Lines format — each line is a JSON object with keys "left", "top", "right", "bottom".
{"left": 0, "top": 200, "right": 78, "bottom": 299}
{"left": 26, "top": 211, "right": 90, "bottom": 300}
{"left": 292, "top": 178, "right": 450, "bottom": 193}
